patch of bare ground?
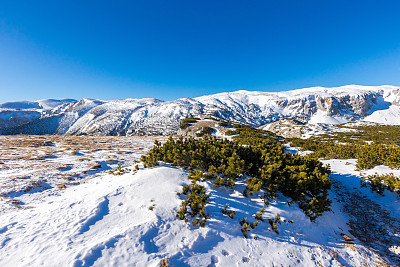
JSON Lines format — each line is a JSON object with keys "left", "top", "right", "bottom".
{"left": 0, "top": 134, "right": 168, "bottom": 213}
{"left": 331, "top": 175, "right": 400, "bottom": 266}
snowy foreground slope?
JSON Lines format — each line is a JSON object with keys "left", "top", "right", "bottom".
{"left": 1, "top": 161, "right": 397, "bottom": 266}
{"left": 1, "top": 85, "right": 400, "bottom": 136}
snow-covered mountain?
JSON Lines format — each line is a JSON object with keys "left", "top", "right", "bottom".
{"left": 0, "top": 99, "right": 76, "bottom": 129}
{"left": 0, "top": 98, "right": 76, "bottom": 110}
{"left": 1, "top": 85, "right": 400, "bottom": 135}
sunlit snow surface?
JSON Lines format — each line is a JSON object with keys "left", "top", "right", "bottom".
{"left": 2, "top": 85, "right": 400, "bottom": 136}
{"left": 1, "top": 145, "right": 398, "bottom": 266}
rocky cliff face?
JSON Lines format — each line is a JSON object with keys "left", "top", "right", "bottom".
{"left": 386, "top": 89, "right": 400, "bottom": 106}
{"left": 1, "top": 85, "right": 399, "bottom": 136}
{"left": 315, "top": 92, "right": 378, "bottom": 117}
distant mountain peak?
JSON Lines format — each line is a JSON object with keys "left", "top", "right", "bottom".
{"left": 1, "top": 85, "right": 400, "bottom": 136}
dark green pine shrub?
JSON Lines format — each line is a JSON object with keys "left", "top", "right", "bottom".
{"left": 362, "top": 172, "right": 400, "bottom": 195}
{"left": 196, "top": 126, "right": 215, "bottom": 137}
{"left": 108, "top": 163, "right": 125, "bottom": 175}
{"left": 179, "top": 117, "right": 198, "bottom": 129}
{"left": 142, "top": 126, "right": 332, "bottom": 222}
{"left": 255, "top": 207, "right": 265, "bottom": 222}
{"left": 176, "top": 183, "right": 209, "bottom": 226}
{"left": 221, "top": 204, "right": 236, "bottom": 219}
{"left": 241, "top": 222, "right": 250, "bottom": 238}
{"left": 268, "top": 213, "right": 281, "bottom": 234}
{"left": 239, "top": 217, "right": 259, "bottom": 238}
{"left": 218, "top": 121, "right": 230, "bottom": 127}
{"left": 288, "top": 124, "right": 400, "bottom": 170}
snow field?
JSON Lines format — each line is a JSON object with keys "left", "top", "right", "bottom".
{"left": 0, "top": 161, "right": 390, "bottom": 266}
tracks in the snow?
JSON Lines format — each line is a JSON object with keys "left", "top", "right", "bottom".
{"left": 330, "top": 174, "right": 400, "bottom": 266}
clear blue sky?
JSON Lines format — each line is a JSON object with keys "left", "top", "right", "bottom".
{"left": 1, "top": 0, "right": 400, "bottom": 102}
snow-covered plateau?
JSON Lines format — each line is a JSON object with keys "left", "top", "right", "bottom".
{"left": 0, "top": 134, "right": 399, "bottom": 266}
{"left": 1, "top": 85, "right": 400, "bottom": 136}
{"left": 1, "top": 159, "right": 399, "bottom": 266}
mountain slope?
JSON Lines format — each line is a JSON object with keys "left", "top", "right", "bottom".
{"left": 0, "top": 99, "right": 76, "bottom": 130}
{"left": 1, "top": 85, "right": 400, "bottom": 136}
{"left": 0, "top": 165, "right": 391, "bottom": 266}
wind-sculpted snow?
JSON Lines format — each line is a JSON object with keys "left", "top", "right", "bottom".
{"left": 1, "top": 85, "right": 400, "bottom": 135}
{"left": 0, "top": 164, "right": 394, "bottom": 266}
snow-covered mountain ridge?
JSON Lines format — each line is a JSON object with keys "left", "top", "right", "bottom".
{"left": 0, "top": 99, "right": 76, "bottom": 129}
{"left": 1, "top": 85, "right": 400, "bottom": 135}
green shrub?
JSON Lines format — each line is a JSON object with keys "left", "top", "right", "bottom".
{"left": 176, "top": 183, "right": 209, "bottom": 225}
{"left": 289, "top": 137, "right": 400, "bottom": 170}
{"left": 361, "top": 173, "right": 400, "bottom": 195}
{"left": 179, "top": 117, "right": 198, "bottom": 129}
{"left": 108, "top": 163, "right": 125, "bottom": 175}
{"left": 142, "top": 126, "right": 332, "bottom": 221}
{"left": 218, "top": 121, "right": 230, "bottom": 127}
{"left": 221, "top": 204, "right": 236, "bottom": 219}
{"left": 268, "top": 217, "right": 279, "bottom": 234}
{"left": 196, "top": 126, "right": 215, "bottom": 137}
